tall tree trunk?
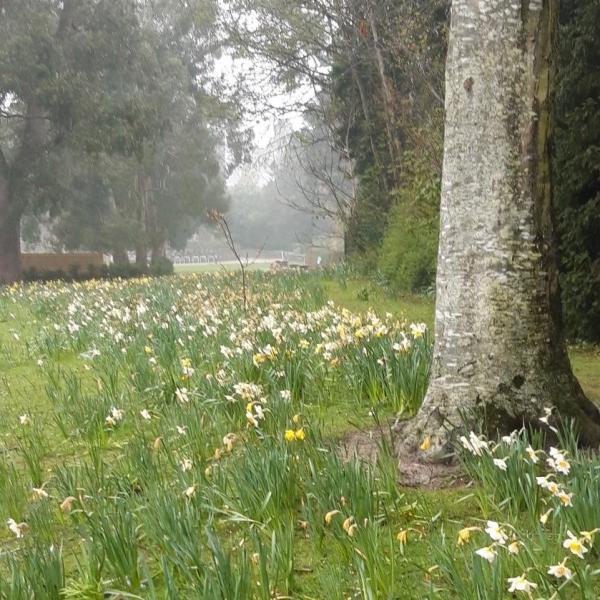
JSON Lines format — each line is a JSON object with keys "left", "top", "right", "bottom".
{"left": 0, "top": 170, "right": 21, "bottom": 283}
{"left": 401, "top": 0, "right": 600, "bottom": 457}
{"left": 135, "top": 169, "right": 148, "bottom": 269}
{"left": 0, "top": 0, "right": 77, "bottom": 283}
{"left": 135, "top": 241, "right": 147, "bottom": 269}
{"left": 1, "top": 98, "right": 46, "bottom": 284}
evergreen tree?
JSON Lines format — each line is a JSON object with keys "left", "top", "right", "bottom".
{"left": 555, "top": 0, "right": 600, "bottom": 342}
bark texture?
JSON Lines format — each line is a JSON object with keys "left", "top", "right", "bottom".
{"left": 0, "top": 169, "right": 21, "bottom": 284}
{"left": 400, "top": 0, "right": 600, "bottom": 458}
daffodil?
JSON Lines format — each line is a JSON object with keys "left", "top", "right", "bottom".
{"left": 501, "top": 432, "right": 518, "bottom": 445}
{"left": 556, "top": 491, "right": 573, "bottom": 507}
{"left": 459, "top": 431, "right": 489, "bottom": 456}
{"left": 342, "top": 516, "right": 354, "bottom": 532}
{"left": 485, "top": 521, "right": 508, "bottom": 544}
{"left": 60, "top": 496, "right": 76, "bottom": 512}
{"left": 475, "top": 545, "right": 497, "bottom": 563}
{"left": 548, "top": 559, "right": 572, "bottom": 580}
{"left": 223, "top": 433, "right": 237, "bottom": 452}
{"left": 409, "top": 322, "right": 427, "bottom": 338}
{"left": 507, "top": 541, "right": 520, "bottom": 555}
{"left": 507, "top": 574, "right": 537, "bottom": 594}
{"left": 525, "top": 445, "right": 539, "bottom": 463}
{"left": 539, "top": 406, "right": 553, "bottom": 425}
{"left": 457, "top": 526, "right": 480, "bottom": 546}
{"left": 493, "top": 457, "right": 508, "bottom": 471}
{"left": 6, "top": 518, "right": 27, "bottom": 539}
{"left": 175, "top": 387, "right": 190, "bottom": 404}
{"left": 284, "top": 429, "right": 296, "bottom": 442}
{"left": 554, "top": 457, "right": 571, "bottom": 475}
{"left": 539, "top": 508, "right": 553, "bottom": 525}
{"left": 324, "top": 510, "right": 340, "bottom": 525}
{"left": 580, "top": 528, "right": 600, "bottom": 544}
{"left": 562, "top": 531, "right": 588, "bottom": 559}
{"left": 420, "top": 436, "right": 431, "bottom": 451}
{"left": 31, "top": 487, "right": 48, "bottom": 501}
{"left": 183, "top": 485, "right": 197, "bottom": 499}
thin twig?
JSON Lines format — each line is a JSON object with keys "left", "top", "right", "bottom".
{"left": 208, "top": 210, "right": 247, "bottom": 311}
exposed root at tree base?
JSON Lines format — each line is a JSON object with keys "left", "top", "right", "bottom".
{"left": 338, "top": 426, "right": 467, "bottom": 489}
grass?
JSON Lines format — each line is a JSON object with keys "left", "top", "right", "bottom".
{"left": 0, "top": 273, "right": 440, "bottom": 598}
{"left": 174, "top": 261, "right": 271, "bottom": 274}
{"left": 0, "top": 272, "right": 599, "bottom": 598}
{"left": 322, "top": 278, "right": 435, "bottom": 329}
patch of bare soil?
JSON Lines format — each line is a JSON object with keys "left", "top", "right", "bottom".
{"left": 338, "top": 426, "right": 467, "bottom": 489}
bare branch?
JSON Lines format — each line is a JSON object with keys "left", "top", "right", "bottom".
{"left": 208, "top": 209, "right": 248, "bottom": 311}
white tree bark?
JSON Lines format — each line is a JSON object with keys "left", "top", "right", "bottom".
{"left": 401, "top": 0, "right": 600, "bottom": 458}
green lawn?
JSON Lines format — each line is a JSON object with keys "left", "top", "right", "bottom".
{"left": 174, "top": 261, "right": 271, "bottom": 274}
{"left": 0, "top": 274, "right": 599, "bottom": 598}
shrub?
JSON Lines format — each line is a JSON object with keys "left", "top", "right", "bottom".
{"left": 22, "top": 258, "right": 174, "bottom": 283}
{"left": 378, "top": 157, "right": 440, "bottom": 294}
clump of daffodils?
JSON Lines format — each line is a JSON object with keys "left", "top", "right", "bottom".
{"left": 105, "top": 407, "right": 124, "bottom": 427}
{"left": 284, "top": 428, "right": 305, "bottom": 442}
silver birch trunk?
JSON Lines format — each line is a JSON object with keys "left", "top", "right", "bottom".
{"left": 401, "top": 0, "right": 600, "bottom": 458}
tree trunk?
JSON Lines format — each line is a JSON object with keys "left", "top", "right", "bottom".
{"left": 0, "top": 172, "right": 21, "bottom": 283}
{"left": 112, "top": 249, "right": 129, "bottom": 266}
{"left": 150, "top": 239, "right": 166, "bottom": 263}
{"left": 135, "top": 242, "right": 147, "bottom": 269}
{"left": 400, "top": 0, "right": 600, "bottom": 458}
{"left": 134, "top": 169, "right": 148, "bottom": 269}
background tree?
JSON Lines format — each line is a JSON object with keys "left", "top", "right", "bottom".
{"left": 0, "top": 0, "right": 245, "bottom": 278}
{"left": 0, "top": 0, "right": 163, "bottom": 281}
{"left": 224, "top": 0, "right": 448, "bottom": 286}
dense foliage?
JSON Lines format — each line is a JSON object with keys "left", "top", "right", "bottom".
{"left": 0, "top": 0, "right": 245, "bottom": 279}
{"left": 224, "top": 0, "right": 448, "bottom": 291}
{"left": 555, "top": 0, "right": 600, "bottom": 342}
